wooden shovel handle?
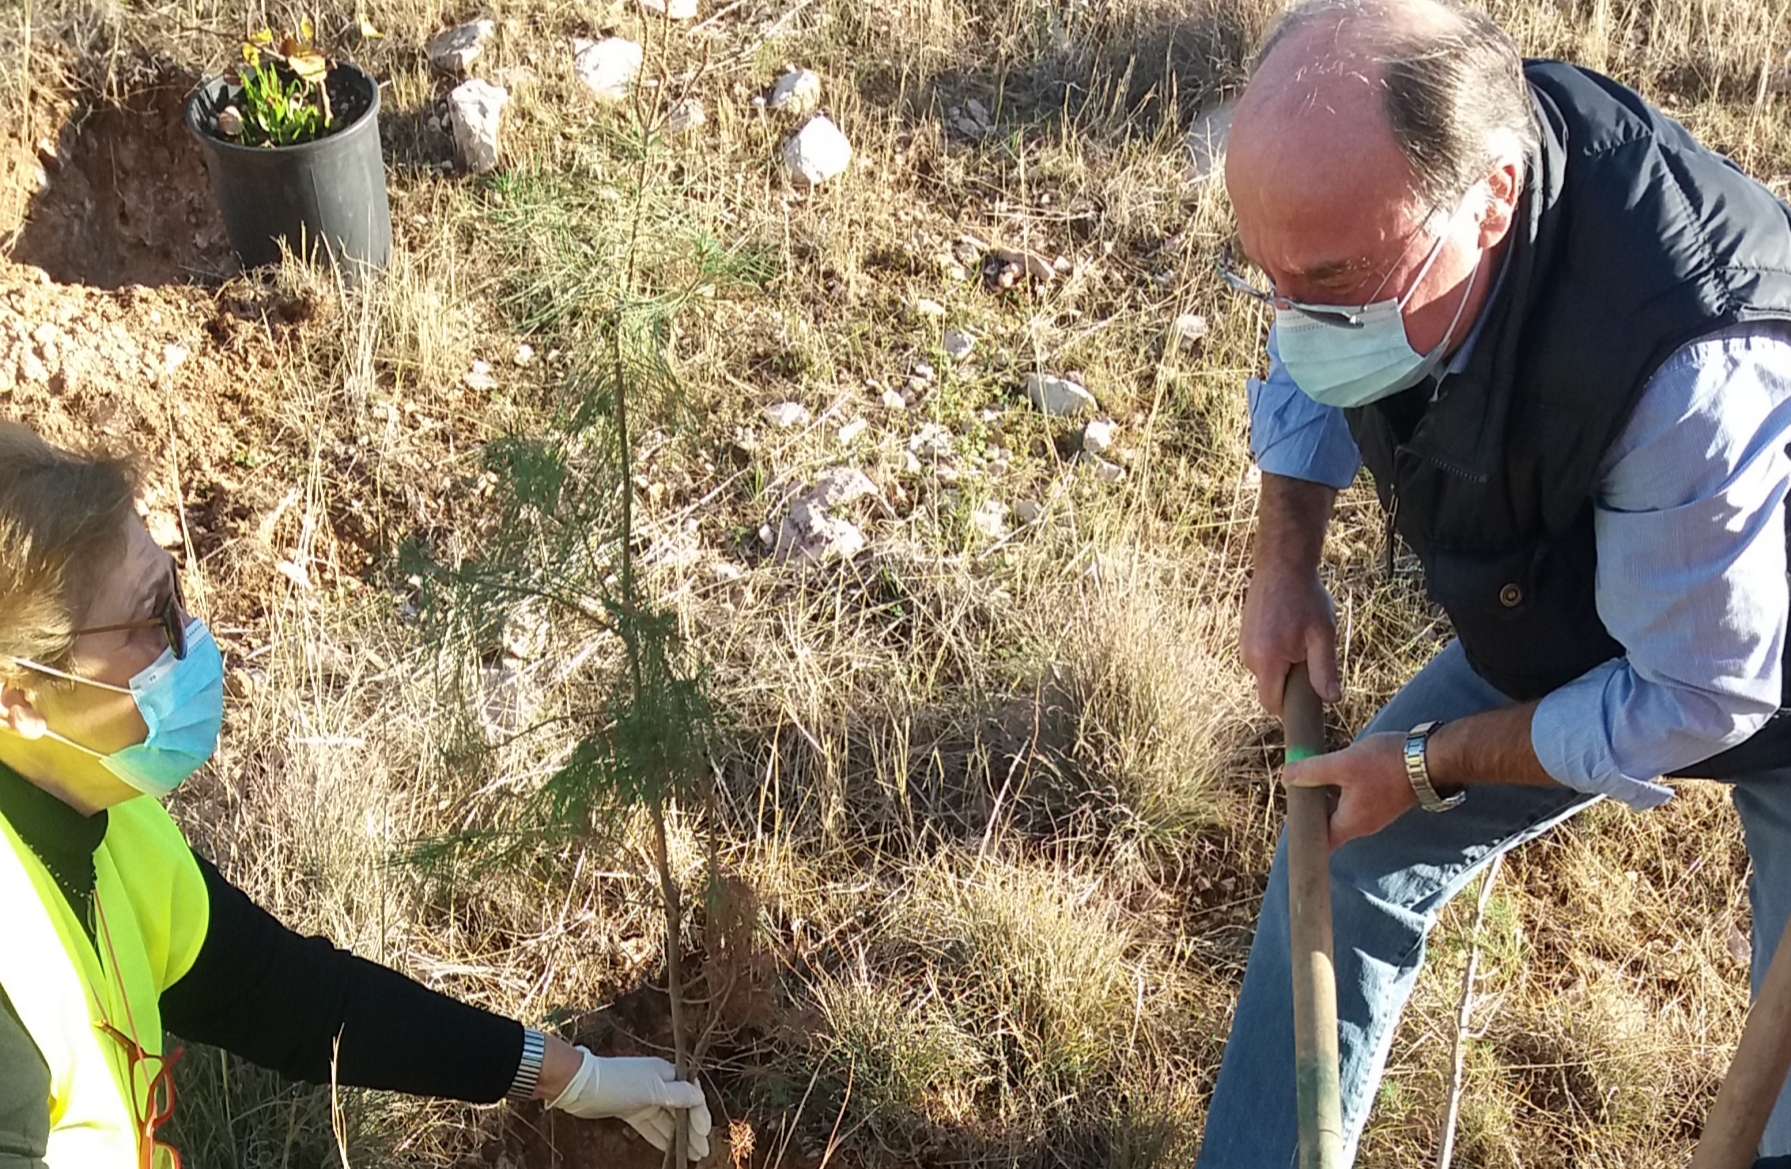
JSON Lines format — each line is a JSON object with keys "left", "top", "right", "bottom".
{"left": 1695, "top": 911, "right": 1791, "bottom": 1168}
{"left": 1285, "top": 664, "right": 1343, "bottom": 1169}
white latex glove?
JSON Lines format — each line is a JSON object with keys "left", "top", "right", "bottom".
{"left": 546, "top": 1049, "right": 712, "bottom": 1161}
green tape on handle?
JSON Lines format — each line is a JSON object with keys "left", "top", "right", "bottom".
{"left": 1285, "top": 747, "right": 1318, "bottom": 762}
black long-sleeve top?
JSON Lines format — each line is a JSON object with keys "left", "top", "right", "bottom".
{"left": 0, "top": 762, "right": 523, "bottom": 1163}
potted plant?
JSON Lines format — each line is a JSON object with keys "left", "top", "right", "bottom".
{"left": 185, "top": 26, "right": 392, "bottom": 278}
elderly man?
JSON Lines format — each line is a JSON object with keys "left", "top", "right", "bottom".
{"left": 1198, "top": 0, "right": 1791, "bottom": 1163}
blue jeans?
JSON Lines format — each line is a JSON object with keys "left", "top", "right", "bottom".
{"left": 1196, "top": 641, "right": 1791, "bottom": 1166}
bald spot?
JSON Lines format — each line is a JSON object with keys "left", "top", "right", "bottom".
{"left": 1226, "top": 0, "right": 1464, "bottom": 289}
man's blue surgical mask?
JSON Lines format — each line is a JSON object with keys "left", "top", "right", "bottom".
{"left": 1275, "top": 197, "right": 1482, "bottom": 410}
{"left": 13, "top": 619, "right": 225, "bottom": 798}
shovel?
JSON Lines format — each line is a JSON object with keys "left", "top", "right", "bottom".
{"left": 1694, "top": 911, "right": 1791, "bottom": 1168}
{"left": 1285, "top": 664, "right": 1343, "bottom": 1168}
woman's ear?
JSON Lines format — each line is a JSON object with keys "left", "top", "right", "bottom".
{"left": 0, "top": 680, "right": 48, "bottom": 740}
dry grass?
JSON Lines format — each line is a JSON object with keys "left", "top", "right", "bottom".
{"left": 2, "top": 0, "right": 1790, "bottom": 1165}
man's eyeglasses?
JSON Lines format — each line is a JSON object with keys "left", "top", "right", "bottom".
{"left": 70, "top": 573, "right": 188, "bottom": 661}
{"left": 1216, "top": 244, "right": 1367, "bottom": 328}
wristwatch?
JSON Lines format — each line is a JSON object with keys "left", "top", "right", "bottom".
{"left": 507, "top": 1027, "right": 547, "bottom": 1104}
{"left": 1404, "top": 721, "right": 1466, "bottom": 812}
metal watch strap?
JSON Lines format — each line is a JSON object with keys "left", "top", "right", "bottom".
{"left": 1404, "top": 720, "right": 1466, "bottom": 812}
{"left": 507, "top": 1027, "right": 547, "bottom": 1104}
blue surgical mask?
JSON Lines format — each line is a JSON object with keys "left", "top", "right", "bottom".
{"left": 1276, "top": 199, "right": 1481, "bottom": 409}
{"left": 13, "top": 619, "right": 225, "bottom": 798}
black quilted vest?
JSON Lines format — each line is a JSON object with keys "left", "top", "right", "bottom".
{"left": 1346, "top": 61, "right": 1791, "bottom": 779}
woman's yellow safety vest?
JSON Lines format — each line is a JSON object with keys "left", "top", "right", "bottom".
{"left": 0, "top": 795, "right": 209, "bottom": 1169}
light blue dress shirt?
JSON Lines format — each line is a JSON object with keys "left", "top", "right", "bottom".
{"left": 1249, "top": 321, "right": 1791, "bottom": 808}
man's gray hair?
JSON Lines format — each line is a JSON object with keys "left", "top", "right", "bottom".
{"left": 1255, "top": 0, "right": 1540, "bottom": 212}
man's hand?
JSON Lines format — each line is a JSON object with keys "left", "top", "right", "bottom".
{"left": 1282, "top": 732, "right": 1414, "bottom": 848}
{"left": 1245, "top": 473, "right": 1341, "bottom": 716}
{"left": 1243, "top": 565, "right": 1341, "bottom": 717}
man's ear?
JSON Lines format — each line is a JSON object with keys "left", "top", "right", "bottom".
{"left": 0, "top": 680, "right": 48, "bottom": 740}
{"left": 1477, "top": 158, "right": 1524, "bottom": 246}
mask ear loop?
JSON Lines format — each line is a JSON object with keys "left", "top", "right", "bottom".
{"left": 1393, "top": 185, "right": 1485, "bottom": 312}
{"left": 2, "top": 656, "right": 134, "bottom": 695}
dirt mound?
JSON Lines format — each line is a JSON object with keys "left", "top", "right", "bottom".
{"left": 10, "top": 81, "right": 233, "bottom": 288}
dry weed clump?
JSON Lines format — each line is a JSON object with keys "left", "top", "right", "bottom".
{"left": 2, "top": 0, "right": 1789, "bottom": 1165}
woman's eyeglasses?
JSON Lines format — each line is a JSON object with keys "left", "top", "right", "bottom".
{"left": 96, "top": 1021, "right": 184, "bottom": 1169}
{"left": 70, "top": 573, "right": 188, "bottom": 661}
{"left": 1216, "top": 244, "right": 1367, "bottom": 328}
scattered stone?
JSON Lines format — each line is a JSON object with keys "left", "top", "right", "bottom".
{"left": 1013, "top": 499, "right": 1043, "bottom": 525}
{"left": 880, "top": 388, "right": 907, "bottom": 411}
{"left": 775, "top": 502, "right": 864, "bottom": 564}
{"left": 428, "top": 19, "right": 495, "bottom": 73}
{"left": 971, "top": 499, "right": 1010, "bottom": 539}
{"left": 768, "top": 68, "right": 823, "bottom": 113}
{"left": 782, "top": 116, "right": 853, "bottom": 186}
{"left": 991, "top": 247, "right": 1055, "bottom": 284}
{"left": 942, "top": 328, "right": 975, "bottom": 361}
{"left": 1082, "top": 418, "right": 1114, "bottom": 455}
{"left": 162, "top": 343, "right": 189, "bottom": 373}
{"left": 515, "top": 343, "right": 536, "bottom": 366}
{"left": 762, "top": 401, "right": 811, "bottom": 428}
{"left": 1085, "top": 454, "right": 1126, "bottom": 483}
{"left": 145, "top": 509, "right": 183, "bottom": 548}
{"left": 912, "top": 361, "right": 936, "bottom": 383}
{"left": 1173, "top": 313, "right": 1210, "bottom": 351}
{"left": 464, "top": 360, "right": 497, "bottom": 390}
{"left": 803, "top": 467, "right": 878, "bottom": 508}
{"left": 18, "top": 347, "right": 48, "bottom": 385}
{"left": 966, "top": 98, "right": 991, "bottom": 126}
{"left": 1187, "top": 100, "right": 1236, "bottom": 182}
{"left": 574, "top": 37, "right": 643, "bottom": 102}
{"left": 909, "top": 423, "right": 953, "bottom": 459}
{"left": 912, "top": 296, "right": 946, "bottom": 318}
{"left": 953, "top": 236, "right": 986, "bottom": 266}
{"left": 1024, "top": 373, "right": 1095, "bottom": 417}
{"left": 448, "top": 79, "right": 509, "bottom": 174}
{"left": 216, "top": 106, "right": 244, "bottom": 137}
{"left": 664, "top": 97, "right": 706, "bottom": 134}
{"left": 639, "top": 0, "right": 699, "bottom": 17}
{"left": 837, "top": 417, "right": 868, "bottom": 445}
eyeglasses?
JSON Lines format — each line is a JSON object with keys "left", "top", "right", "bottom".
{"left": 96, "top": 1021, "right": 184, "bottom": 1169}
{"left": 93, "top": 894, "right": 184, "bottom": 1169}
{"left": 70, "top": 573, "right": 188, "bottom": 661}
{"left": 1216, "top": 244, "right": 1367, "bottom": 328}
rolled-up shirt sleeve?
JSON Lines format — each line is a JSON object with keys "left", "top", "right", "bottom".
{"left": 1247, "top": 325, "right": 1362, "bottom": 490}
{"left": 1532, "top": 327, "right": 1791, "bottom": 808}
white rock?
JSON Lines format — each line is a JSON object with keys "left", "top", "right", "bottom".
{"left": 971, "top": 499, "right": 1010, "bottom": 540}
{"left": 216, "top": 105, "right": 243, "bottom": 137}
{"left": 1174, "top": 313, "right": 1210, "bottom": 350}
{"left": 782, "top": 116, "right": 852, "bottom": 186}
{"left": 639, "top": 0, "right": 699, "bottom": 17}
{"left": 912, "top": 361, "right": 936, "bottom": 383}
{"left": 942, "top": 328, "right": 975, "bottom": 361}
{"left": 837, "top": 417, "right": 868, "bottom": 445}
{"left": 1082, "top": 418, "right": 1114, "bottom": 454}
{"left": 146, "top": 509, "right": 183, "bottom": 549}
{"left": 1024, "top": 373, "right": 1095, "bottom": 416}
{"left": 465, "top": 360, "right": 497, "bottom": 390}
{"left": 880, "top": 388, "right": 907, "bottom": 410}
{"left": 909, "top": 423, "right": 953, "bottom": 459}
{"left": 762, "top": 401, "right": 811, "bottom": 428}
{"left": 448, "top": 79, "right": 508, "bottom": 174}
{"left": 664, "top": 97, "right": 706, "bottom": 133}
{"left": 574, "top": 37, "right": 643, "bottom": 101}
{"left": 775, "top": 500, "right": 865, "bottom": 564}
{"left": 912, "top": 297, "right": 946, "bottom": 318}
{"left": 802, "top": 467, "right": 878, "bottom": 508}
{"left": 768, "top": 69, "right": 822, "bottom": 113}
{"left": 1085, "top": 454, "right": 1126, "bottom": 483}
{"left": 1013, "top": 499, "right": 1043, "bottom": 525}
{"left": 515, "top": 343, "right": 536, "bottom": 366}
{"left": 428, "top": 19, "right": 495, "bottom": 72}
{"left": 163, "top": 343, "right": 189, "bottom": 373}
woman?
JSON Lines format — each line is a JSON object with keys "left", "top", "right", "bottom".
{"left": 0, "top": 422, "right": 712, "bottom": 1168}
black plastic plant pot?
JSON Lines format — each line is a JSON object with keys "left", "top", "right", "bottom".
{"left": 185, "top": 60, "right": 392, "bottom": 280}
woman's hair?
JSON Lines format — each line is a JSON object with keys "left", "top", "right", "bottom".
{"left": 0, "top": 422, "right": 138, "bottom": 676}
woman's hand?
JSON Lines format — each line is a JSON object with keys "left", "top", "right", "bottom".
{"left": 542, "top": 1041, "right": 712, "bottom": 1161}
